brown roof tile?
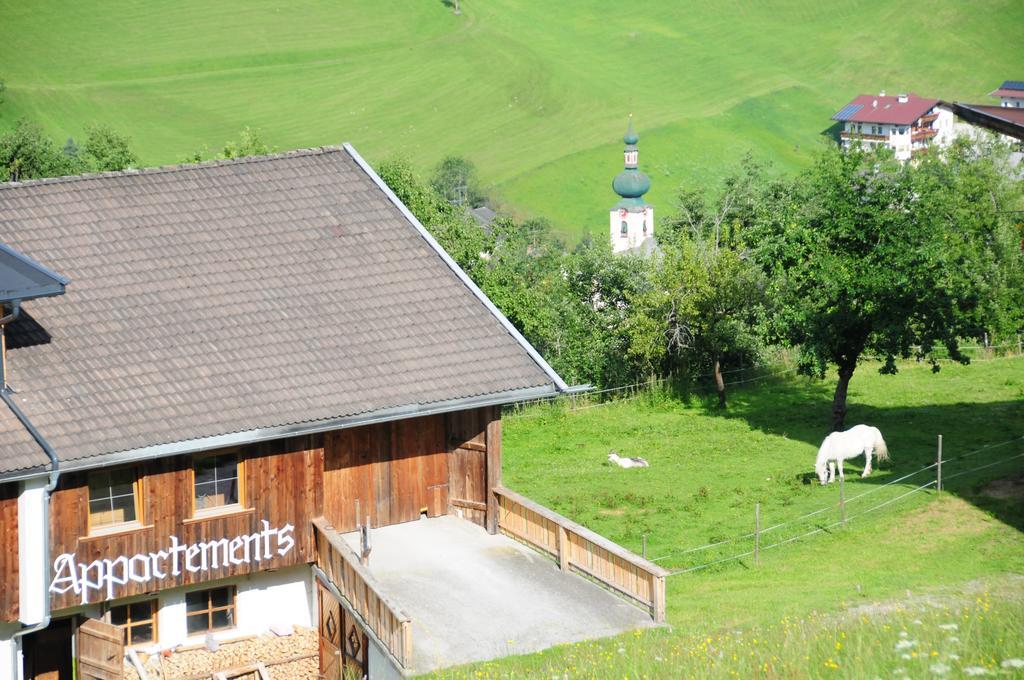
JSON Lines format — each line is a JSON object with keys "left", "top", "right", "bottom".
{"left": 0, "top": 146, "right": 559, "bottom": 475}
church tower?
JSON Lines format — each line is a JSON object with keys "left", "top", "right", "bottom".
{"left": 610, "top": 115, "right": 654, "bottom": 254}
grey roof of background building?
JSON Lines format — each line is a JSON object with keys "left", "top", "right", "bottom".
{"left": 0, "top": 242, "right": 69, "bottom": 304}
{"left": 0, "top": 146, "right": 562, "bottom": 478}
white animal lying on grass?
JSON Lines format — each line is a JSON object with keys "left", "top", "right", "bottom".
{"left": 608, "top": 451, "right": 649, "bottom": 468}
{"left": 815, "top": 424, "right": 889, "bottom": 485}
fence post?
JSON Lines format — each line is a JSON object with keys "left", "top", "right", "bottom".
{"left": 557, "top": 525, "right": 570, "bottom": 572}
{"left": 754, "top": 502, "right": 761, "bottom": 565}
{"left": 937, "top": 434, "right": 943, "bottom": 493}
{"left": 839, "top": 476, "right": 846, "bottom": 527}
{"left": 642, "top": 534, "right": 648, "bottom": 560}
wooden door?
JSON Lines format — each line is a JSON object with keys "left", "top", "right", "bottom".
{"left": 318, "top": 583, "right": 368, "bottom": 680}
{"left": 447, "top": 410, "right": 488, "bottom": 525}
{"left": 340, "top": 609, "right": 368, "bottom": 678}
{"left": 76, "top": 617, "right": 124, "bottom": 680}
{"left": 318, "top": 583, "right": 343, "bottom": 680}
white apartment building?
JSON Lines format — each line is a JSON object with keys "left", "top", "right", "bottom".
{"left": 832, "top": 92, "right": 953, "bottom": 161}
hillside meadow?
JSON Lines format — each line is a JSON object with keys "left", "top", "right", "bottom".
{"left": 2, "top": 0, "right": 1023, "bottom": 239}
{"left": 421, "top": 355, "right": 1024, "bottom": 677}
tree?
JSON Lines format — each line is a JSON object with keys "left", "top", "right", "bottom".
{"left": 376, "top": 156, "right": 489, "bottom": 279}
{"left": 630, "top": 159, "right": 768, "bottom": 406}
{"left": 628, "top": 239, "right": 763, "bottom": 406}
{"left": 0, "top": 119, "right": 84, "bottom": 181}
{"left": 430, "top": 155, "right": 485, "bottom": 208}
{"left": 83, "top": 124, "right": 137, "bottom": 172}
{"left": 221, "top": 127, "right": 270, "bottom": 159}
{"left": 182, "top": 127, "right": 273, "bottom": 164}
{"left": 750, "top": 143, "right": 1017, "bottom": 431}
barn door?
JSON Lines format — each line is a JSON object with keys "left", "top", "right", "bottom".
{"left": 76, "top": 617, "right": 124, "bottom": 680}
{"left": 318, "top": 583, "right": 343, "bottom": 680}
{"left": 318, "top": 583, "right": 368, "bottom": 680}
{"left": 447, "top": 410, "right": 488, "bottom": 526}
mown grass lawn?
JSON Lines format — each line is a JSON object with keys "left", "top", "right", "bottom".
{"left": 2, "top": 1, "right": 1022, "bottom": 240}
{"left": 422, "top": 356, "right": 1024, "bottom": 678}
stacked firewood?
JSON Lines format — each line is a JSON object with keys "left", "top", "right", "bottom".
{"left": 123, "top": 627, "right": 317, "bottom": 679}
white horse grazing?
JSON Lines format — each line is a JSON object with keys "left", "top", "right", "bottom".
{"left": 608, "top": 451, "right": 650, "bottom": 469}
{"left": 815, "top": 424, "right": 889, "bottom": 485}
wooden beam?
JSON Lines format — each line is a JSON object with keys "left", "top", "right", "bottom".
{"left": 485, "top": 408, "right": 503, "bottom": 535}
{"left": 449, "top": 498, "right": 487, "bottom": 511}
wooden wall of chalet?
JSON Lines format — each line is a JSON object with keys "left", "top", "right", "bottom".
{"left": 47, "top": 435, "right": 323, "bottom": 612}
{"left": 0, "top": 484, "right": 18, "bottom": 620}
{"left": 0, "top": 406, "right": 504, "bottom": 618}
{"left": 323, "top": 415, "right": 448, "bottom": 533}
{"left": 321, "top": 407, "right": 502, "bottom": 533}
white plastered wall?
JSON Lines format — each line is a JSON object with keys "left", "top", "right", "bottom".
{"left": 609, "top": 208, "right": 654, "bottom": 255}
{"left": 157, "top": 565, "right": 314, "bottom": 648}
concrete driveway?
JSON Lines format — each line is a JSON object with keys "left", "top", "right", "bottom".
{"left": 343, "top": 515, "right": 654, "bottom": 675}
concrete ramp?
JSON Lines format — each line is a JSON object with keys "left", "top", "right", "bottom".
{"left": 343, "top": 515, "right": 653, "bottom": 675}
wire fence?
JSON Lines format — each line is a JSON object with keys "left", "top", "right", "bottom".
{"left": 651, "top": 435, "right": 1024, "bottom": 576}
{"left": 501, "top": 350, "right": 1023, "bottom": 573}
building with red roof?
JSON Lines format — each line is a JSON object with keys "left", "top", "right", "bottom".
{"left": 988, "top": 80, "right": 1024, "bottom": 108}
{"left": 831, "top": 91, "right": 951, "bottom": 160}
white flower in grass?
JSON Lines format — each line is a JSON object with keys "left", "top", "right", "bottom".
{"left": 945, "top": 636, "right": 960, "bottom": 644}
{"left": 1002, "top": 659, "right": 1024, "bottom": 669}
{"left": 937, "top": 623, "right": 958, "bottom": 631}
{"left": 929, "top": 662, "right": 950, "bottom": 675}
{"left": 948, "top": 654, "right": 960, "bottom": 661}
{"left": 901, "top": 653, "right": 912, "bottom": 660}
{"left": 893, "top": 669, "right": 908, "bottom": 676}
{"left": 913, "top": 619, "right": 923, "bottom": 626}
{"left": 963, "top": 667, "right": 989, "bottom": 676}
{"left": 899, "top": 631, "right": 909, "bottom": 638}
{"left": 895, "top": 639, "right": 918, "bottom": 651}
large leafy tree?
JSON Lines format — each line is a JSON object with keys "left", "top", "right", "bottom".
{"left": 630, "top": 160, "right": 767, "bottom": 406}
{"left": 752, "top": 143, "right": 1019, "bottom": 431}
{"left": 628, "top": 239, "right": 764, "bottom": 406}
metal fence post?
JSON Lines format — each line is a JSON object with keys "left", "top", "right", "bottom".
{"left": 937, "top": 434, "right": 943, "bottom": 493}
{"left": 754, "top": 502, "right": 761, "bottom": 565}
{"left": 839, "top": 476, "right": 846, "bottom": 527}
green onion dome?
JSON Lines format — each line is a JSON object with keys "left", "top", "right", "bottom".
{"left": 612, "top": 169, "right": 651, "bottom": 198}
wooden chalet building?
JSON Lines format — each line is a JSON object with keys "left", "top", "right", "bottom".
{"left": 0, "top": 146, "right": 666, "bottom": 679}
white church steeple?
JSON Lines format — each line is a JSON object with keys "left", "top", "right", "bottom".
{"left": 610, "top": 115, "right": 654, "bottom": 255}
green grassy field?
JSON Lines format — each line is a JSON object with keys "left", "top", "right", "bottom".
{"left": 2, "top": 1, "right": 1022, "bottom": 240}
{"left": 422, "top": 356, "right": 1024, "bottom": 678}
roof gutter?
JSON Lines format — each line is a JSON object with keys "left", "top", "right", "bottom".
{"left": 0, "top": 383, "right": 561, "bottom": 483}
{"left": 342, "top": 142, "right": 571, "bottom": 392}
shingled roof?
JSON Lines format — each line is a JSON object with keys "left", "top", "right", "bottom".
{"left": 0, "top": 145, "right": 565, "bottom": 478}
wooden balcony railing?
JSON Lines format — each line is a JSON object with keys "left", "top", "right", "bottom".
{"left": 912, "top": 127, "right": 938, "bottom": 141}
{"left": 494, "top": 486, "right": 669, "bottom": 622}
{"left": 312, "top": 517, "right": 413, "bottom": 668}
{"left": 919, "top": 112, "right": 939, "bottom": 124}
{"left": 840, "top": 131, "right": 888, "bottom": 142}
